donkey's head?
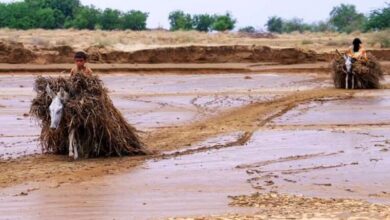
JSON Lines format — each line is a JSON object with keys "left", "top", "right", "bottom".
{"left": 343, "top": 55, "right": 353, "bottom": 74}
{"left": 46, "top": 85, "right": 69, "bottom": 129}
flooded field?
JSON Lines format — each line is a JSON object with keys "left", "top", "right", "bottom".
{"left": 0, "top": 72, "right": 389, "bottom": 219}
{"left": 0, "top": 73, "right": 327, "bottom": 159}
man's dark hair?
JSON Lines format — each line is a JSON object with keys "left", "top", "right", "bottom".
{"left": 74, "top": 51, "right": 88, "bottom": 60}
{"left": 352, "top": 38, "right": 362, "bottom": 52}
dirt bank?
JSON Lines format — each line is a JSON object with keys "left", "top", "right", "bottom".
{"left": 1, "top": 41, "right": 389, "bottom": 65}
{"left": 0, "top": 41, "right": 35, "bottom": 64}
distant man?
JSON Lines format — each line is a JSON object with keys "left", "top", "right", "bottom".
{"left": 70, "top": 51, "right": 93, "bottom": 76}
{"left": 346, "top": 38, "right": 368, "bottom": 62}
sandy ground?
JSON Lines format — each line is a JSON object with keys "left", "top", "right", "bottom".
{"left": 1, "top": 29, "right": 388, "bottom": 52}
{"left": 1, "top": 68, "right": 390, "bottom": 219}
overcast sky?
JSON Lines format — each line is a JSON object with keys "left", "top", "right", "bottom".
{"left": 1, "top": 0, "right": 388, "bottom": 29}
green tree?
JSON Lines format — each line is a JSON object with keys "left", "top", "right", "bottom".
{"left": 26, "top": 0, "right": 80, "bottom": 18}
{"left": 0, "top": 3, "right": 10, "bottom": 27}
{"left": 364, "top": 3, "right": 390, "bottom": 31}
{"left": 192, "top": 14, "right": 215, "bottom": 32}
{"left": 329, "top": 4, "right": 366, "bottom": 33}
{"left": 121, "top": 10, "right": 148, "bottom": 30}
{"left": 48, "top": 0, "right": 80, "bottom": 18}
{"left": 6, "top": 2, "right": 35, "bottom": 29}
{"left": 33, "top": 8, "right": 58, "bottom": 29}
{"left": 69, "top": 6, "right": 101, "bottom": 29}
{"left": 168, "top": 10, "right": 193, "bottom": 31}
{"left": 212, "top": 13, "right": 236, "bottom": 31}
{"left": 100, "top": 8, "right": 121, "bottom": 30}
{"left": 282, "top": 18, "right": 310, "bottom": 33}
{"left": 266, "top": 16, "right": 283, "bottom": 33}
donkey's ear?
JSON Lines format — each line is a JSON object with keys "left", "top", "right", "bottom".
{"left": 59, "top": 87, "right": 69, "bottom": 102}
{"left": 46, "top": 84, "right": 55, "bottom": 98}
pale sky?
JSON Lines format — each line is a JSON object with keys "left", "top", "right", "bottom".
{"left": 1, "top": 0, "right": 388, "bottom": 29}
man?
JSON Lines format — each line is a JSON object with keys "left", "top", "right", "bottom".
{"left": 346, "top": 38, "right": 368, "bottom": 62}
{"left": 70, "top": 51, "right": 93, "bottom": 76}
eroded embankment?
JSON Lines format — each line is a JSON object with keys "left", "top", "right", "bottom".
{"left": 1, "top": 41, "right": 390, "bottom": 64}
{"left": 0, "top": 88, "right": 352, "bottom": 188}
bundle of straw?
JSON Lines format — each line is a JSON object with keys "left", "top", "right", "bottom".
{"left": 332, "top": 53, "right": 383, "bottom": 89}
{"left": 30, "top": 73, "right": 149, "bottom": 158}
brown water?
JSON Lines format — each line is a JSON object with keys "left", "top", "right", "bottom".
{"left": 1, "top": 73, "right": 389, "bottom": 219}
{"left": 0, "top": 73, "right": 323, "bottom": 159}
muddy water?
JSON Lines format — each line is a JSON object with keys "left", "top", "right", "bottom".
{"left": 0, "top": 133, "right": 255, "bottom": 220}
{"left": 1, "top": 73, "right": 389, "bottom": 219}
{"left": 256, "top": 90, "right": 390, "bottom": 203}
{"left": 272, "top": 90, "right": 390, "bottom": 126}
{"left": 0, "top": 73, "right": 323, "bottom": 159}
{"left": 1, "top": 92, "right": 390, "bottom": 219}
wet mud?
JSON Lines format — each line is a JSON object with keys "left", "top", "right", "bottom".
{"left": 0, "top": 72, "right": 389, "bottom": 219}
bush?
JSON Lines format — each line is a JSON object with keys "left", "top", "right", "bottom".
{"left": 100, "top": 8, "right": 121, "bottom": 30}
{"left": 212, "top": 13, "right": 236, "bottom": 31}
{"left": 282, "top": 18, "right": 310, "bottom": 33}
{"left": 69, "top": 6, "right": 100, "bottom": 30}
{"left": 121, "top": 10, "right": 148, "bottom": 30}
{"left": 192, "top": 14, "right": 215, "bottom": 32}
{"left": 168, "top": 10, "right": 193, "bottom": 31}
{"left": 239, "top": 26, "right": 256, "bottom": 33}
{"left": 266, "top": 16, "right": 283, "bottom": 33}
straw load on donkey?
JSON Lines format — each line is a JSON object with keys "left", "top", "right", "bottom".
{"left": 332, "top": 52, "right": 384, "bottom": 89}
{"left": 30, "top": 72, "right": 149, "bottom": 160}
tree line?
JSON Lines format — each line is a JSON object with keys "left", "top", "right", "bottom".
{"left": 0, "top": 0, "right": 148, "bottom": 30}
{"left": 0, "top": 0, "right": 388, "bottom": 33}
{"left": 168, "top": 11, "right": 236, "bottom": 31}
{"left": 266, "top": 4, "right": 390, "bottom": 33}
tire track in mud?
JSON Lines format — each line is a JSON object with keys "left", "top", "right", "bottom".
{"left": 236, "top": 151, "right": 348, "bottom": 192}
{"left": 236, "top": 151, "right": 344, "bottom": 169}
{"left": 0, "top": 88, "right": 353, "bottom": 188}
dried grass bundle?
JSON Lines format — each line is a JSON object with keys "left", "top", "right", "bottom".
{"left": 30, "top": 73, "right": 149, "bottom": 158}
{"left": 332, "top": 54, "right": 384, "bottom": 89}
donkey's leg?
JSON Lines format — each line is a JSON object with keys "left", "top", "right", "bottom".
{"left": 352, "top": 75, "right": 355, "bottom": 89}
{"left": 68, "top": 129, "right": 74, "bottom": 158}
{"left": 73, "top": 130, "right": 78, "bottom": 160}
{"left": 345, "top": 74, "right": 349, "bottom": 89}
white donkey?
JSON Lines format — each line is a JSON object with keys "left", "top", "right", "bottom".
{"left": 343, "top": 55, "right": 355, "bottom": 89}
{"left": 46, "top": 85, "right": 79, "bottom": 160}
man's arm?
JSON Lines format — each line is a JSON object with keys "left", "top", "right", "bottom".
{"left": 86, "top": 67, "right": 93, "bottom": 76}
{"left": 70, "top": 67, "right": 76, "bottom": 76}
